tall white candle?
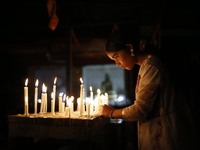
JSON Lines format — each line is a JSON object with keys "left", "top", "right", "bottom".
{"left": 61, "top": 94, "right": 66, "bottom": 113}
{"left": 34, "top": 79, "right": 39, "bottom": 114}
{"left": 90, "top": 86, "right": 93, "bottom": 101}
{"left": 66, "top": 96, "right": 71, "bottom": 117}
{"left": 105, "top": 93, "right": 109, "bottom": 105}
{"left": 83, "top": 89, "right": 85, "bottom": 113}
{"left": 65, "top": 96, "right": 70, "bottom": 117}
{"left": 90, "top": 98, "right": 94, "bottom": 115}
{"left": 51, "top": 92, "right": 55, "bottom": 115}
{"left": 53, "top": 77, "right": 57, "bottom": 113}
{"left": 40, "top": 83, "right": 47, "bottom": 113}
{"left": 90, "top": 86, "right": 94, "bottom": 114}
{"left": 101, "top": 94, "right": 105, "bottom": 104}
{"left": 65, "top": 106, "right": 70, "bottom": 117}
{"left": 86, "top": 102, "right": 90, "bottom": 118}
{"left": 69, "top": 96, "right": 74, "bottom": 116}
{"left": 44, "top": 85, "right": 48, "bottom": 113}
{"left": 24, "top": 78, "right": 29, "bottom": 115}
{"left": 79, "top": 78, "right": 84, "bottom": 116}
{"left": 25, "top": 96, "right": 28, "bottom": 116}
{"left": 96, "top": 89, "right": 101, "bottom": 114}
{"left": 58, "top": 92, "right": 63, "bottom": 113}
{"left": 77, "top": 97, "right": 80, "bottom": 112}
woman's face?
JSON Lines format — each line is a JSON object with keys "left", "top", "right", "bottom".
{"left": 107, "top": 50, "right": 135, "bottom": 70}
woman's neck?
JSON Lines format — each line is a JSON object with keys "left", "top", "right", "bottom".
{"left": 136, "top": 53, "right": 149, "bottom": 65}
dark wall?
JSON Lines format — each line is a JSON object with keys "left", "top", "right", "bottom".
{"left": 0, "top": 52, "right": 28, "bottom": 135}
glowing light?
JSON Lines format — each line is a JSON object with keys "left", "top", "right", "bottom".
{"left": 35, "top": 79, "right": 39, "bottom": 87}
{"left": 25, "top": 78, "right": 28, "bottom": 86}
{"left": 54, "top": 77, "right": 57, "bottom": 84}
{"left": 80, "top": 78, "right": 83, "bottom": 84}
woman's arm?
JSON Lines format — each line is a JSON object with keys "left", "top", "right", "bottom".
{"left": 99, "top": 104, "right": 124, "bottom": 119}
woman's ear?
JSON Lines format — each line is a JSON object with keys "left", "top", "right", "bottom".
{"left": 126, "top": 44, "right": 134, "bottom": 56}
{"left": 140, "top": 39, "right": 147, "bottom": 51}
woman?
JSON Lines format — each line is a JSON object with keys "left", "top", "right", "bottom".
{"left": 99, "top": 30, "right": 199, "bottom": 150}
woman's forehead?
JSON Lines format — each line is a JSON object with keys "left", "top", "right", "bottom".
{"left": 107, "top": 50, "right": 124, "bottom": 58}
{"left": 107, "top": 51, "right": 116, "bottom": 58}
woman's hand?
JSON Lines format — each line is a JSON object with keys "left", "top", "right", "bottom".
{"left": 99, "top": 104, "right": 115, "bottom": 118}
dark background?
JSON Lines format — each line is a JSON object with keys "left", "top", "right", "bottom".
{"left": 0, "top": 0, "right": 199, "bottom": 150}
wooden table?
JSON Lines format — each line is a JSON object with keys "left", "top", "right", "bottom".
{"left": 7, "top": 114, "right": 109, "bottom": 150}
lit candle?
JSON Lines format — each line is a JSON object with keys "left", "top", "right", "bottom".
{"left": 65, "top": 96, "right": 70, "bottom": 117}
{"left": 86, "top": 98, "right": 90, "bottom": 118}
{"left": 25, "top": 96, "right": 28, "bottom": 116}
{"left": 101, "top": 94, "right": 105, "bottom": 104}
{"left": 77, "top": 97, "right": 80, "bottom": 112}
{"left": 105, "top": 93, "right": 109, "bottom": 105}
{"left": 90, "top": 86, "right": 94, "bottom": 114}
{"left": 62, "top": 94, "right": 66, "bottom": 113}
{"left": 65, "top": 106, "right": 70, "bottom": 117}
{"left": 79, "top": 78, "right": 84, "bottom": 116}
{"left": 90, "top": 86, "right": 93, "bottom": 101}
{"left": 44, "top": 85, "right": 48, "bottom": 113}
{"left": 34, "top": 79, "right": 39, "bottom": 114}
{"left": 51, "top": 92, "right": 55, "bottom": 115}
{"left": 96, "top": 89, "right": 101, "bottom": 114}
{"left": 83, "top": 89, "right": 85, "bottom": 113}
{"left": 24, "top": 78, "right": 29, "bottom": 115}
{"left": 69, "top": 96, "right": 74, "bottom": 116}
{"left": 40, "top": 83, "right": 47, "bottom": 113}
{"left": 53, "top": 77, "right": 57, "bottom": 113}
{"left": 58, "top": 92, "right": 63, "bottom": 113}
{"left": 90, "top": 99, "right": 94, "bottom": 115}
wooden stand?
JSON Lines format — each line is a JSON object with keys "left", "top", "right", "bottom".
{"left": 8, "top": 114, "right": 109, "bottom": 150}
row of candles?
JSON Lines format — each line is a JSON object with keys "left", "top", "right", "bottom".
{"left": 23, "top": 77, "right": 108, "bottom": 118}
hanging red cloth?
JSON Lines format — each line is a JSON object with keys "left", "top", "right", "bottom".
{"left": 47, "top": 0, "right": 59, "bottom": 31}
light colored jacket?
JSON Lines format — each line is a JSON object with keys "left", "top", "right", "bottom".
{"left": 122, "top": 55, "right": 199, "bottom": 150}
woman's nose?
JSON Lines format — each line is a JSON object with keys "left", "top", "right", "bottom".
{"left": 115, "top": 61, "right": 120, "bottom": 66}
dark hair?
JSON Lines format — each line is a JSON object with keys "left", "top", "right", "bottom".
{"left": 105, "top": 30, "right": 140, "bottom": 53}
{"left": 105, "top": 30, "right": 162, "bottom": 59}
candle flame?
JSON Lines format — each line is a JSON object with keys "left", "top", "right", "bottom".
{"left": 51, "top": 92, "right": 54, "bottom": 99}
{"left": 90, "top": 86, "right": 92, "bottom": 92}
{"left": 25, "top": 78, "right": 28, "bottom": 86}
{"left": 35, "top": 79, "right": 39, "bottom": 86}
{"left": 59, "top": 92, "right": 63, "bottom": 97}
{"left": 66, "top": 96, "right": 69, "bottom": 106}
{"left": 97, "top": 89, "right": 101, "bottom": 94}
{"left": 80, "top": 78, "right": 83, "bottom": 84}
{"left": 63, "top": 94, "right": 66, "bottom": 102}
{"left": 70, "top": 96, "right": 74, "bottom": 101}
{"left": 54, "top": 77, "right": 57, "bottom": 84}
{"left": 42, "top": 83, "right": 47, "bottom": 93}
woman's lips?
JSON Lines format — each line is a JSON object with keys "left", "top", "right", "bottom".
{"left": 120, "top": 66, "right": 125, "bottom": 69}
